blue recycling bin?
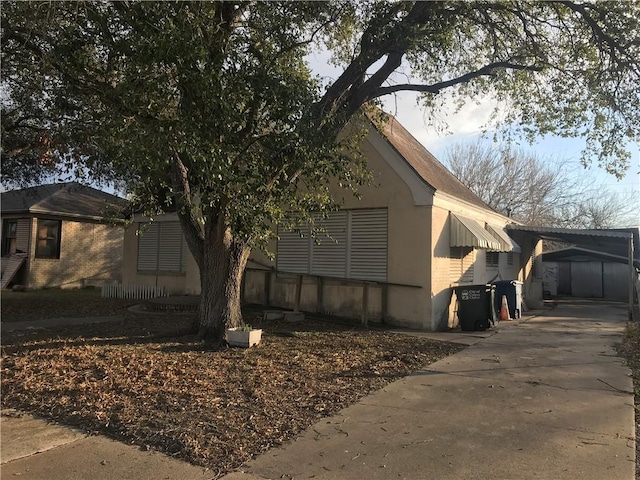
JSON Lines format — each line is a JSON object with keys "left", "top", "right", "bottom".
{"left": 493, "top": 280, "right": 523, "bottom": 319}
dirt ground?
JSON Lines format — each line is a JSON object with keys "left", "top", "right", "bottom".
{"left": 0, "top": 289, "right": 464, "bottom": 478}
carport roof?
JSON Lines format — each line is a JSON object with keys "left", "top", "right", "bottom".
{"left": 542, "top": 246, "right": 630, "bottom": 265}
{"left": 507, "top": 225, "right": 640, "bottom": 268}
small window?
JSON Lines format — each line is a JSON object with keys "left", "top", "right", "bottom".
{"left": 486, "top": 251, "right": 499, "bottom": 269}
{"left": 507, "top": 252, "right": 514, "bottom": 266}
{"left": 35, "top": 219, "right": 61, "bottom": 259}
{"left": 2, "top": 220, "right": 18, "bottom": 256}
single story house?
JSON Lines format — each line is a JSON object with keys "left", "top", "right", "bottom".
{"left": 1, "top": 182, "right": 125, "bottom": 289}
{"left": 122, "top": 113, "right": 542, "bottom": 331}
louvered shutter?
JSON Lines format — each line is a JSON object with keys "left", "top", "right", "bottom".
{"left": 16, "top": 218, "right": 30, "bottom": 252}
{"left": 311, "top": 212, "right": 347, "bottom": 277}
{"left": 277, "top": 223, "right": 310, "bottom": 274}
{"left": 450, "top": 247, "right": 475, "bottom": 283}
{"left": 137, "top": 223, "right": 159, "bottom": 271}
{"left": 450, "top": 247, "right": 463, "bottom": 282}
{"left": 349, "top": 209, "right": 387, "bottom": 282}
{"left": 461, "top": 248, "right": 474, "bottom": 283}
{"left": 158, "top": 222, "right": 183, "bottom": 272}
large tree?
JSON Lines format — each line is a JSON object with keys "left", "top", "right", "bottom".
{"left": 444, "top": 140, "right": 639, "bottom": 228}
{"left": 2, "top": 1, "right": 639, "bottom": 346}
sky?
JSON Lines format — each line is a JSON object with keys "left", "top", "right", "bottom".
{"left": 308, "top": 49, "right": 639, "bottom": 204}
{"left": 377, "top": 89, "right": 640, "bottom": 202}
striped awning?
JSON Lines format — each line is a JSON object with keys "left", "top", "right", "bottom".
{"left": 486, "top": 223, "right": 522, "bottom": 253}
{"left": 450, "top": 214, "right": 502, "bottom": 250}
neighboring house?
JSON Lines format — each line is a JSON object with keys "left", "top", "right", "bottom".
{"left": 542, "top": 246, "right": 636, "bottom": 301}
{"left": 1, "top": 182, "right": 125, "bottom": 289}
{"left": 122, "top": 113, "right": 542, "bottom": 331}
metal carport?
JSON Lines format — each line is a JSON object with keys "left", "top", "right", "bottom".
{"left": 506, "top": 225, "right": 639, "bottom": 319}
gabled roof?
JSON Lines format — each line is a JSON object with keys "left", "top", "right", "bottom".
{"left": 375, "top": 113, "right": 494, "bottom": 211}
{"left": 1, "top": 182, "right": 126, "bottom": 220}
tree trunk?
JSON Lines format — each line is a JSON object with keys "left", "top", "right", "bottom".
{"left": 196, "top": 211, "right": 250, "bottom": 347}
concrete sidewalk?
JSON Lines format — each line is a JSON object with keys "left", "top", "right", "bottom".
{"left": 225, "top": 301, "right": 635, "bottom": 479}
{"left": 1, "top": 301, "right": 634, "bottom": 479}
{"left": 1, "top": 315, "right": 124, "bottom": 333}
{"left": 0, "top": 412, "right": 212, "bottom": 480}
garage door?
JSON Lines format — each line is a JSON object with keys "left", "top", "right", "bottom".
{"left": 571, "top": 262, "right": 602, "bottom": 298}
{"left": 603, "top": 262, "right": 628, "bottom": 301}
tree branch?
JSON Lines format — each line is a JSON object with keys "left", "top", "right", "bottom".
{"left": 171, "top": 150, "right": 206, "bottom": 266}
{"left": 346, "top": 50, "right": 404, "bottom": 116}
{"left": 370, "top": 61, "right": 544, "bottom": 98}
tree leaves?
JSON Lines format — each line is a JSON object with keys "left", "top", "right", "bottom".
{"left": 3, "top": 0, "right": 638, "bottom": 225}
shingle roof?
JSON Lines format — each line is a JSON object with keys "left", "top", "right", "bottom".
{"left": 1, "top": 182, "right": 126, "bottom": 220}
{"left": 375, "top": 113, "right": 494, "bottom": 211}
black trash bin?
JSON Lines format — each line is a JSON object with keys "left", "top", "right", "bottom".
{"left": 493, "top": 280, "right": 523, "bottom": 319}
{"left": 455, "top": 284, "right": 496, "bottom": 331}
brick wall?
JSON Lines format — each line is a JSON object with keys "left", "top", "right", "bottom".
{"left": 28, "top": 218, "right": 123, "bottom": 289}
{"left": 430, "top": 206, "right": 456, "bottom": 330}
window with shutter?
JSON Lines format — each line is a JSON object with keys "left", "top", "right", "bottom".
{"left": 137, "top": 221, "right": 186, "bottom": 273}
{"left": 277, "top": 209, "right": 388, "bottom": 282}
{"left": 450, "top": 246, "right": 474, "bottom": 283}
{"left": 311, "top": 212, "right": 347, "bottom": 278}
{"left": 137, "top": 223, "right": 160, "bottom": 271}
{"left": 486, "top": 251, "right": 499, "bottom": 269}
{"left": 276, "top": 223, "right": 310, "bottom": 274}
{"left": 349, "top": 209, "right": 387, "bottom": 282}
{"left": 158, "top": 222, "right": 183, "bottom": 271}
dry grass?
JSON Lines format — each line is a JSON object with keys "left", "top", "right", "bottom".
{"left": 0, "top": 291, "right": 463, "bottom": 478}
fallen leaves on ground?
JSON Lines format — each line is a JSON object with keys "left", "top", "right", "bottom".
{"left": 1, "top": 312, "right": 463, "bottom": 478}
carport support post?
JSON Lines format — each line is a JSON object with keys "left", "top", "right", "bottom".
{"left": 629, "top": 236, "right": 635, "bottom": 321}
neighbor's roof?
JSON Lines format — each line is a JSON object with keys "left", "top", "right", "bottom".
{"left": 375, "top": 113, "right": 494, "bottom": 211}
{"left": 1, "top": 182, "right": 126, "bottom": 220}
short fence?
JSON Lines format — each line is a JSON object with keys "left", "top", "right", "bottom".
{"left": 101, "top": 283, "right": 167, "bottom": 300}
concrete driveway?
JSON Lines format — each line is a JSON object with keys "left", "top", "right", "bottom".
{"left": 226, "top": 300, "right": 635, "bottom": 480}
